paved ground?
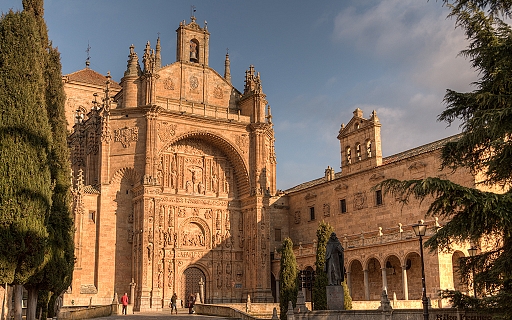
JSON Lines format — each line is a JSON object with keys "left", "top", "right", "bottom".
{"left": 95, "top": 308, "right": 235, "bottom": 320}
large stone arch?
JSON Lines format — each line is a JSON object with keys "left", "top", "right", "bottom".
{"left": 110, "top": 167, "right": 142, "bottom": 186}
{"left": 159, "top": 130, "right": 250, "bottom": 196}
{"left": 178, "top": 216, "right": 212, "bottom": 250}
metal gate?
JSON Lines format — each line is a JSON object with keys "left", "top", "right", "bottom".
{"left": 183, "top": 267, "right": 206, "bottom": 303}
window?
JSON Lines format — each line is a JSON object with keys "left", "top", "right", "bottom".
{"left": 346, "top": 147, "right": 351, "bottom": 165}
{"left": 190, "top": 39, "right": 199, "bottom": 62}
{"left": 375, "top": 190, "right": 383, "bottom": 206}
{"left": 340, "top": 199, "right": 347, "bottom": 213}
{"left": 275, "top": 228, "right": 282, "bottom": 242}
{"left": 356, "top": 143, "right": 361, "bottom": 161}
{"left": 89, "top": 210, "right": 96, "bottom": 223}
{"left": 366, "top": 140, "right": 372, "bottom": 158}
{"left": 309, "top": 207, "right": 315, "bottom": 221}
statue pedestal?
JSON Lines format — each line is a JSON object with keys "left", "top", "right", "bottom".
{"left": 326, "top": 285, "right": 344, "bottom": 310}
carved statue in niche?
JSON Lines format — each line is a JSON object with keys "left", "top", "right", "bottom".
{"left": 226, "top": 262, "right": 232, "bottom": 274}
{"left": 217, "top": 262, "right": 222, "bottom": 275}
{"left": 224, "top": 230, "right": 231, "bottom": 248}
{"left": 236, "top": 264, "right": 243, "bottom": 281}
{"left": 204, "top": 209, "right": 212, "bottom": 219}
{"left": 225, "top": 212, "right": 230, "bottom": 230}
{"left": 156, "top": 159, "right": 163, "bottom": 184}
{"left": 198, "top": 181, "right": 204, "bottom": 194}
{"left": 216, "top": 210, "right": 222, "bottom": 230}
{"left": 157, "top": 259, "right": 163, "bottom": 288}
{"left": 216, "top": 230, "right": 223, "bottom": 246}
{"left": 216, "top": 276, "right": 222, "bottom": 289}
{"left": 167, "top": 261, "right": 174, "bottom": 288}
{"left": 147, "top": 243, "right": 153, "bottom": 261}
{"left": 238, "top": 234, "right": 244, "bottom": 248}
{"left": 178, "top": 207, "right": 186, "bottom": 218}
{"left": 148, "top": 227, "right": 153, "bottom": 243}
{"left": 211, "top": 173, "right": 218, "bottom": 193}
{"left": 185, "top": 181, "right": 191, "bottom": 193}
{"left": 193, "top": 208, "right": 199, "bottom": 216}
{"left": 168, "top": 207, "right": 174, "bottom": 227}
{"left": 226, "top": 275, "right": 231, "bottom": 288}
{"left": 170, "top": 158, "right": 177, "bottom": 189}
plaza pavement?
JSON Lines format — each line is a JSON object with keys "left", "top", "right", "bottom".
{"left": 93, "top": 307, "right": 236, "bottom": 320}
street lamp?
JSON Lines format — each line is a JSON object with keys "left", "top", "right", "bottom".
{"left": 468, "top": 246, "right": 478, "bottom": 298}
{"left": 412, "top": 221, "right": 429, "bottom": 320}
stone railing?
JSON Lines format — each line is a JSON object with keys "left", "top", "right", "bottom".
{"left": 155, "top": 98, "right": 251, "bottom": 123}
{"left": 274, "top": 222, "right": 439, "bottom": 260}
{"left": 291, "top": 308, "right": 492, "bottom": 320}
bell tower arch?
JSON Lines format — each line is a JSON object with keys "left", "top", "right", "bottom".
{"left": 176, "top": 16, "right": 210, "bottom": 66}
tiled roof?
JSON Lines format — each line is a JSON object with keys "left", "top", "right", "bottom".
{"left": 284, "top": 134, "right": 462, "bottom": 194}
{"left": 82, "top": 185, "right": 100, "bottom": 194}
{"left": 381, "top": 134, "right": 462, "bottom": 165}
{"left": 65, "top": 68, "right": 121, "bottom": 90}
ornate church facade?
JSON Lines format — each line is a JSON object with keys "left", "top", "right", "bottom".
{"left": 64, "top": 17, "right": 277, "bottom": 310}
{"left": 63, "top": 16, "right": 487, "bottom": 311}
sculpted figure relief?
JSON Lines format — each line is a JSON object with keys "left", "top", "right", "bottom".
{"left": 324, "top": 232, "right": 345, "bottom": 286}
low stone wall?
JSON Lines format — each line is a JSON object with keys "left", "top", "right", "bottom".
{"left": 352, "top": 299, "right": 442, "bottom": 310}
{"left": 291, "top": 308, "right": 492, "bottom": 320}
{"left": 195, "top": 303, "right": 268, "bottom": 320}
{"left": 58, "top": 305, "right": 115, "bottom": 320}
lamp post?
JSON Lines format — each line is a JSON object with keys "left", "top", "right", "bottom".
{"left": 412, "top": 222, "right": 428, "bottom": 320}
{"left": 468, "top": 246, "right": 478, "bottom": 298}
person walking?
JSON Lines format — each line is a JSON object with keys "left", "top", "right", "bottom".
{"left": 169, "top": 292, "right": 178, "bottom": 314}
{"left": 121, "top": 293, "right": 129, "bottom": 315}
{"left": 187, "top": 293, "right": 196, "bottom": 314}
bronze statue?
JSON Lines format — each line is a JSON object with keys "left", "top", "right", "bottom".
{"left": 324, "top": 232, "right": 345, "bottom": 285}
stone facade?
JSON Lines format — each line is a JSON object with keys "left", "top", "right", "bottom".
{"left": 270, "top": 109, "right": 481, "bottom": 304}
{"left": 63, "top": 16, "right": 485, "bottom": 311}
{"left": 64, "top": 17, "right": 275, "bottom": 311}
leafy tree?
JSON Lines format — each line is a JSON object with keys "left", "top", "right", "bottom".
{"left": 312, "top": 220, "right": 333, "bottom": 310}
{"left": 379, "top": 0, "right": 512, "bottom": 317}
{"left": 279, "top": 237, "right": 298, "bottom": 320}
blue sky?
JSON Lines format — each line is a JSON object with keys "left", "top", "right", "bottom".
{"left": 2, "top": 0, "right": 476, "bottom": 190}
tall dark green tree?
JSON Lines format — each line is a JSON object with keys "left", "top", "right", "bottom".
{"left": 279, "top": 237, "right": 298, "bottom": 320}
{"left": 312, "top": 220, "right": 333, "bottom": 310}
{"left": 21, "top": 1, "right": 74, "bottom": 319}
{"left": 0, "top": 6, "right": 52, "bottom": 286}
{"left": 379, "top": 0, "right": 512, "bottom": 317}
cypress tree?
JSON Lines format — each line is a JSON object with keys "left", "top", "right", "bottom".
{"left": 342, "top": 280, "right": 352, "bottom": 310}
{"left": 279, "top": 237, "right": 298, "bottom": 320}
{"left": 312, "top": 221, "right": 333, "bottom": 310}
{"left": 0, "top": 7, "right": 52, "bottom": 285}
{"left": 21, "top": 1, "right": 74, "bottom": 318}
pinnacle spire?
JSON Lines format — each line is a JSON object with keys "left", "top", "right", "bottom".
{"left": 224, "top": 49, "right": 231, "bottom": 83}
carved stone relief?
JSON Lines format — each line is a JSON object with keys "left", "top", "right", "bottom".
{"left": 114, "top": 126, "right": 138, "bottom": 148}
{"left": 157, "top": 122, "right": 177, "bottom": 142}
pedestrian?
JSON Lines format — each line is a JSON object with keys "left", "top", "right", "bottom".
{"left": 121, "top": 293, "right": 129, "bottom": 315}
{"left": 169, "top": 292, "right": 178, "bottom": 314}
{"left": 187, "top": 293, "right": 195, "bottom": 314}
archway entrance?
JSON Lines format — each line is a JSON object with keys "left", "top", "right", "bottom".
{"left": 183, "top": 267, "right": 206, "bottom": 304}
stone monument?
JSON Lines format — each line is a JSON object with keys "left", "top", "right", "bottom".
{"left": 325, "top": 232, "right": 345, "bottom": 310}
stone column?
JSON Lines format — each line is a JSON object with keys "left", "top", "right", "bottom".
{"left": 129, "top": 279, "right": 136, "bottom": 305}
{"left": 363, "top": 269, "right": 370, "bottom": 301}
{"left": 346, "top": 271, "right": 352, "bottom": 297}
{"left": 199, "top": 278, "right": 204, "bottom": 303}
{"left": 381, "top": 267, "right": 388, "bottom": 293}
{"left": 402, "top": 265, "right": 409, "bottom": 300}
{"left": 276, "top": 280, "right": 280, "bottom": 302}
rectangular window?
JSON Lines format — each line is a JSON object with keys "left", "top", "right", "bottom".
{"left": 89, "top": 210, "right": 96, "bottom": 223}
{"left": 376, "top": 190, "right": 383, "bottom": 206}
{"left": 275, "top": 228, "right": 281, "bottom": 242}
{"left": 340, "top": 199, "right": 347, "bottom": 213}
{"left": 309, "top": 207, "right": 315, "bottom": 221}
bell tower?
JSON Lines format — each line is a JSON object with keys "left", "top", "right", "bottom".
{"left": 337, "top": 108, "right": 382, "bottom": 175}
{"left": 176, "top": 14, "right": 210, "bottom": 66}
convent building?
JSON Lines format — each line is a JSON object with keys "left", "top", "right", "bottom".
{"left": 62, "top": 16, "right": 487, "bottom": 311}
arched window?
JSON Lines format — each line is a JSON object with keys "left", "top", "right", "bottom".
{"left": 346, "top": 147, "right": 351, "bottom": 165}
{"left": 366, "top": 140, "right": 372, "bottom": 158}
{"left": 356, "top": 143, "right": 361, "bottom": 161}
{"left": 190, "top": 39, "right": 199, "bottom": 63}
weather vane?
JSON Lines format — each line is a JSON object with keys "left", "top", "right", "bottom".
{"left": 191, "top": 5, "right": 196, "bottom": 21}
{"left": 85, "top": 41, "right": 91, "bottom": 68}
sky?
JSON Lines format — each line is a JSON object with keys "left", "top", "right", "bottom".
{"left": 1, "top": 0, "right": 477, "bottom": 190}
